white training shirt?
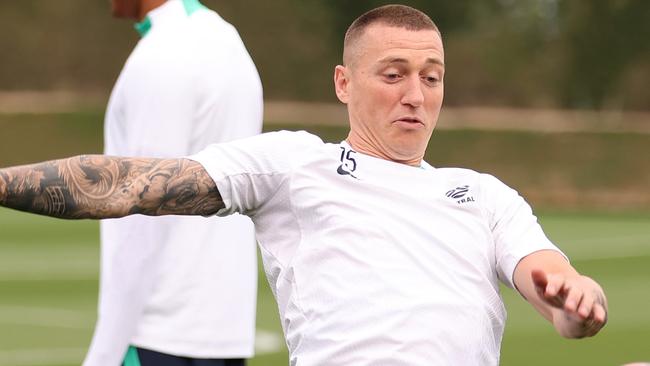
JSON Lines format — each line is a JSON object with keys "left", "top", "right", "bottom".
{"left": 190, "top": 130, "right": 564, "bottom": 366}
{"left": 84, "top": 0, "right": 262, "bottom": 364}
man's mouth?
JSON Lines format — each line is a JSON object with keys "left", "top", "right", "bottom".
{"left": 394, "top": 116, "right": 424, "bottom": 125}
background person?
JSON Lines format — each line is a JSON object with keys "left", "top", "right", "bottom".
{"left": 85, "top": 0, "right": 262, "bottom": 365}
{"left": 0, "top": 5, "right": 606, "bottom": 366}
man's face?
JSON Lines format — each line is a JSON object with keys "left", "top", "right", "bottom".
{"left": 335, "top": 24, "right": 445, "bottom": 165}
{"left": 110, "top": 0, "right": 140, "bottom": 19}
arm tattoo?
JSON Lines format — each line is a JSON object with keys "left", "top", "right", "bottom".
{"left": 0, "top": 155, "right": 224, "bottom": 219}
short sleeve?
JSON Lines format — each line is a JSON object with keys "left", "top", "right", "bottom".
{"left": 480, "top": 174, "right": 567, "bottom": 288}
{"left": 188, "top": 130, "right": 323, "bottom": 217}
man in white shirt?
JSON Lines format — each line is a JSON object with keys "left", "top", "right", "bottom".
{"left": 86, "top": 0, "right": 261, "bottom": 365}
{"left": 0, "top": 4, "right": 607, "bottom": 366}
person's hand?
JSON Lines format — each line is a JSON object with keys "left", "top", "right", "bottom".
{"left": 531, "top": 269, "right": 608, "bottom": 338}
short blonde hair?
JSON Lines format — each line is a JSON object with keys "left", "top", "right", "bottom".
{"left": 343, "top": 4, "right": 440, "bottom": 65}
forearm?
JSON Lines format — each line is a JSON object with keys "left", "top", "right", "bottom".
{"left": 514, "top": 250, "right": 577, "bottom": 321}
{"left": 0, "top": 155, "right": 223, "bottom": 219}
{"left": 514, "top": 250, "right": 608, "bottom": 338}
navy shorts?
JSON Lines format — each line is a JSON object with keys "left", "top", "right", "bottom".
{"left": 123, "top": 346, "right": 246, "bottom": 366}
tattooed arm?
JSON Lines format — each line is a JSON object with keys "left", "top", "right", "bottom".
{"left": 0, "top": 155, "right": 223, "bottom": 219}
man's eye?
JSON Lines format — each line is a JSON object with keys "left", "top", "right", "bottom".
{"left": 385, "top": 73, "right": 401, "bottom": 80}
{"left": 423, "top": 76, "right": 439, "bottom": 85}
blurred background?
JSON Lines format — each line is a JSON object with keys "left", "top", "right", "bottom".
{"left": 1, "top": 1, "right": 649, "bottom": 365}
{"left": 2, "top": 0, "right": 650, "bottom": 108}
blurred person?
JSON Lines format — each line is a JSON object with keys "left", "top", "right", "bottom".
{"left": 0, "top": 5, "right": 606, "bottom": 365}
{"left": 86, "top": 0, "right": 262, "bottom": 365}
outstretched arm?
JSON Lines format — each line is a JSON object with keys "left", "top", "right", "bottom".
{"left": 513, "top": 249, "right": 608, "bottom": 338}
{"left": 0, "top": 155, "right": 223, "bottom": 219}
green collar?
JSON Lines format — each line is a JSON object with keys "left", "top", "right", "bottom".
{"left": 133, "top": 0, "right": 206, "bottom": 37}
{"left": 182, "top": 0, "right": 206, "bottom": 15}
{"left": 134, "top": 16, "right": 152, "bottom": 37}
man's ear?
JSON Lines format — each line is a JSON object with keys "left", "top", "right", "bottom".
{"left": 334, "top": 65, "right": 350, "bottom": 104}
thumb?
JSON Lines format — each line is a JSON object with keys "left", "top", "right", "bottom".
{"left": 531, "top": 269, "right": 566, "bottom": 308}
{"left": 531, "top": 269, "right": 548, "bottom": 291}
{"left": 531, "top": 269, "right": 557, "bottom": 302}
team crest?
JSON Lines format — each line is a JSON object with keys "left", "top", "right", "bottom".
{"left": 446, "top": 185, "right": 475, "bottom": 204}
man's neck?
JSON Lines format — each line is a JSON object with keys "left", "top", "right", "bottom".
{"left": 345, "top": 133, "right": 423, "bottom": 167}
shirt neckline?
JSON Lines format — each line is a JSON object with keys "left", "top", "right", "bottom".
{"left": 133, "top": 0, "right": 207, "bottom": 37}
{"left": 339, "top": 140, "right": 433, "bottom": 170}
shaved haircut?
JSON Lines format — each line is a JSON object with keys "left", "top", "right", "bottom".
{"left": 343, "top": 4, "right": 440, "bottom": 66}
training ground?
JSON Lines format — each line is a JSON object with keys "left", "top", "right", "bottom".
{"left": 1, "top": 107, "right": 649, "bottom": 365}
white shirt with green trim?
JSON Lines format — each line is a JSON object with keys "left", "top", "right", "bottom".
{"left": 84, "top": 0, "right": 262, "bottom": 364}
{"left": 189, "top": 130, "right": 564, "bottom": 366}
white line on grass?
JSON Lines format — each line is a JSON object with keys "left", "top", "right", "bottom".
{"left": 0, "top": 305, "right": 94, "bottom": 329}
{"left": 563, "top": 234, "right": 650, "bottom": 261}
{"left": 0, "top": 347, "right": 86, "bottom": 366}
{"left": 0, "top": 332, "right": 284, "bottom": 366}
{"left": 564, "top": 233, "right": 649, "bottom": 246}
{"left": 255, "top": 329, "right": 285, "bottom": 354}
{"left": 0, "top": 271, "right": 97, "bottom": 281}
{"left": 0, "top": 305, "right": 284, "bottom": 351}
{"left": 0, "top": 304, "right": 284, "bottom": 363}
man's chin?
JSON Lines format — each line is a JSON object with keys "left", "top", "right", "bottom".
{"left": 385, "top": 146, "right": 425, "bottom": 166}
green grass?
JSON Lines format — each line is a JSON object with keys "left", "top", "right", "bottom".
{"left": 2, "top": 114, "right": 650, "bottom": 364}
{"left": 0, "top": 208, "right": 288, "bottom": 366}
{"left": 500, "top": 211, "right": 650, "bottom": 365}
{"left": 1, "top": 208, "right": 649, "bottom": 365}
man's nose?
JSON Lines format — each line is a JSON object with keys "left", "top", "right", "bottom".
{"left": 400, "top": 76, "right": 425, "bottom": 107}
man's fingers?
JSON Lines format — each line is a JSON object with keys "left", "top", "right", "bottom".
{"left": 531, "top": 270, "right": 569, "bottom": 308}
{"left": 593, "top": 303, "right": 607, "bottom": 324}
{"left": 544, "top": 273, "right": 565, "bottom": 297}
{"left": 538, "top": 273, "right": 568, "bottom": 308}
{"left": 576, "top": 293, "right": 595, "bottom": 318}
{"left": 582, "top": 303, "right": 608, "bottom": 337}
{"left": 564, "top": 286, "right": 584, "bottom": 313}
{"left": 531, "top": 269, "right": 548, "bottom": 290}
{"left": 531, "top": 269, "right": 551, "bottom": 300}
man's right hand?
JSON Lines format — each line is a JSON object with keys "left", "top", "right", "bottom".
{"left": 531, "top": 269, "right": 608, "bottom": 338}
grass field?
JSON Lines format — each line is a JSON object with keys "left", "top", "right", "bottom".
{"left": 1, "top": 208, "right": 649, "bottom": 366}
{"left": 1, "top": 113, "right": 649, "bottom": 364}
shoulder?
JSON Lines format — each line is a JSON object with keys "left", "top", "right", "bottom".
{"left": 251, "top": 130, "right": 326, "bottom": 161}
{"left": 141, "top": 9, "right": 240, "bottom": 55}
{"left": 435, "top": 168, "right": 512, "bottom": 189}
{"left": 190, "top": 130, "right": 325, "bottom": 179}
{"left": 196, "top": 130, "right": 324, "bottom": 161}
{"left": 434, "top": 167, "right": 482, "bottom": 186}
{"left": 187, "top": 8, "right": 243, "bottom": 46}
{"left": 244, "top": 130, "right": 324, "bottom": 149}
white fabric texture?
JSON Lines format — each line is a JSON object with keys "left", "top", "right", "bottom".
{"left": 190, "top": 130, "right": 564, "bottom": 366}
{"left": 84, "top": 1, "right": 262, "bottom": 364}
